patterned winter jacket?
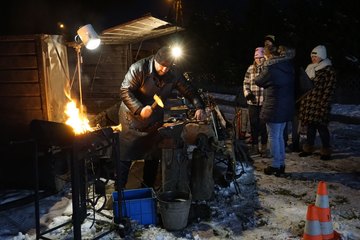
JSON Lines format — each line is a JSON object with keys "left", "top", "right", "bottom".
{"left": 243, "top": 64, "right": 264, "bottom": 106}
{"left": 299, "top": 65, "right": 336, "bottom": 125}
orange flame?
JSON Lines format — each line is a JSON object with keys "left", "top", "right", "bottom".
{"left": 65, "top": 100, "right": 92, "bottom": 135}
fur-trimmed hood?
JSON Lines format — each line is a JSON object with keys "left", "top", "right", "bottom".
{"left": 264, "top": 47, "right": 296, "bottom": 67}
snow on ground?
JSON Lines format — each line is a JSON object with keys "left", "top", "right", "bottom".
{"left": 331, "top": 104, "right": 360, "bottom": 118}
{"left": 1, "top": 104, "right": 360, "bottom": 240}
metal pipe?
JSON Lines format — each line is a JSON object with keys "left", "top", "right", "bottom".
{"left": 75, "top": 45, "right": 83, "bottom": 116}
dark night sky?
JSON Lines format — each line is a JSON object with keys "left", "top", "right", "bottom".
{"left": 2, "top": 0, "right": 359, "bottom": 45}
{"left": 2, "top": 0, "right": 360, "bottom": 87}
{"left": 1, "top": 0, "right": 172, "bottom": 36}
{"left": 1, "top": 0, "right": 248, "bottom": 37}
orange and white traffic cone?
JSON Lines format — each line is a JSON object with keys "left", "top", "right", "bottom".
{"left": 315, "top": 181, "right": 340, "bottom": 240}
{"left": 303, "top": 204, "right": 322, "bottom": 240}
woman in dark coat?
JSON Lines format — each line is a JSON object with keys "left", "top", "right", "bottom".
{"left": 298, "top": 45, "right": 336, "bottom": 160}
{"left": 255, "top": 46, "right": 295, "bottom": 176}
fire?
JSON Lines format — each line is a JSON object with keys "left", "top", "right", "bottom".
{"left": 65, "top": 101, "right": 92, "bottom": 135}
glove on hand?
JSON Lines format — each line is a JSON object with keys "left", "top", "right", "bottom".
{"left": 245, "top": 93, "right": 256, "bottom": 102}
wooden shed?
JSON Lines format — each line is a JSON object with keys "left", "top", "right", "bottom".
{"left": 0, "top": 15, "right": 182, "bottom": 142}
{"left": 70, "top": 14, "right": 183, "bottom": 124}
{"left": 0, "top": 15, "right": 182, "bottom": 189}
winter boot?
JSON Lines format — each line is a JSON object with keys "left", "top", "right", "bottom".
{"left": 320, "top": 147, "right": 332, "bottom": 160}
{"left": 279, "top": 165, "right": 286, "bottom": 174}
{"left": 298, "top": 144, "right": 314, "bottom": 157}
{"left": 264, "top": 166, "right": 282, "bottom": 177}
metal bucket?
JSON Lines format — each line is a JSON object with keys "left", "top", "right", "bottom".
{"left": 157, "top": 190, "right": 191, "bottom": 231}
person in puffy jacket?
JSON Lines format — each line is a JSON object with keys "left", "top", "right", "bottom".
{"left": 255, "top": 45, "right": 295, "bottom": 176}
{"left": 118, "top": 46, "right": 206, "bottom": 188}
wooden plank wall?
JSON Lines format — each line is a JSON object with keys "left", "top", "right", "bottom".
{"left": 78, "top": 44, "right": 130, "bottom": 117}
{"left": 69, "top": 41, "right": 161, "bottom": 124}
{"left": 0, "top": 35, "right": 69, "bottom": 142}
{"left": 0, "top": 36, "right": 45, "bottom": 141}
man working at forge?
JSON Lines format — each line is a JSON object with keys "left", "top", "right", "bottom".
{"left": 118, "top": 46, "right": 206, "bottom": 189}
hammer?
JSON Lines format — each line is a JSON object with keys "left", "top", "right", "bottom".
{"left": 151, "top": 94, "right": 164, "bottom": 109}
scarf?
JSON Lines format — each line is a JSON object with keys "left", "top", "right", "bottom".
{"left": 305, "top": 58, "right": 332, "bottom": 79}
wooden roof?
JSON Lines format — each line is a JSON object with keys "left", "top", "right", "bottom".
{"left": 100, "top": 14, "right": 184, "bottom": 45}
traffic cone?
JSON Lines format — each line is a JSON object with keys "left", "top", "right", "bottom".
{"left": 315, "top": 181, "right": 340, "bottom": 240}
{"left": 303, "top": 204, "right": 322, "bottom": 240}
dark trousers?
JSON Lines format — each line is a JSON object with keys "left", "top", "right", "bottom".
{"left": 283, "top": 123, "right": 289, "bottom": 146}
{"left": 305, "top": 123, "right": 331, "bottom": 148}
{"left": 291, "top": 113, "right": 300, "bottom": 148}
{"left": 248, "top": 105, "right": 268, "bottom": 145}
{"left": 283, "top": 114, "right": 300, "bottom": 148}
{"left": 118, "top": 128, "right": 163, "bottom": 188}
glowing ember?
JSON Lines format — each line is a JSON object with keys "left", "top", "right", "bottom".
{"left": 65, "top": 101, "right": 92, "bottom": 134}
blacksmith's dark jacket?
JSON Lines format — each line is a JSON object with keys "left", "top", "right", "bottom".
{"left": 254, "top": 56, "right": 295, "bottom": 123}
{"left": 119, "top": 55, "right": 204, "bottom": 132}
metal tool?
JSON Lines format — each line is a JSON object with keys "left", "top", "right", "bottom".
{"left": 151, "top": 94, "right": 164, "bottom": 109}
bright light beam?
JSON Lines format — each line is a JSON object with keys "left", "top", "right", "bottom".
{"left": 171, "top": 46, "right": 182, "bottom": 58}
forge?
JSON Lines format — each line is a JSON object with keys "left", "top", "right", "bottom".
{"left": 30, "top": 119, "right": 123, "bottom": 239}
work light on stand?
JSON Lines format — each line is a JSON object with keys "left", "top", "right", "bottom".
{"left": 77, "top": 24, "right": 101, "bottom": 50}
{"left": 73, "top": 24, "right": 101, "bottom": 115}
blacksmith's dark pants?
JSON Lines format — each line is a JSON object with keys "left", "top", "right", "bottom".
{"left": 118, "top": 128, "right": 163, "bottom": 188}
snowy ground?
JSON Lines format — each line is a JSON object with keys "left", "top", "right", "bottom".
{"left": 1, "top": 104, "right": 359, "bottom": 240}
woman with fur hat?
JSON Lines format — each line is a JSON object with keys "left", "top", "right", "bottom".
{"left": 298, "top": 45, "right": 337, "bottom": 160}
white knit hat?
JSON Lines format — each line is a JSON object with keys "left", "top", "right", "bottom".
{"left": 311, "top": 45, "right": 327, "bottom": 59}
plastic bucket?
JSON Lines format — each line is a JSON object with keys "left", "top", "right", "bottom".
{"left": 158, "top": 190, "right": 191, "bottom": 231}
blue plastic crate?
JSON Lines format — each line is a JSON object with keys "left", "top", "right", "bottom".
{"left": 112, "top": 188, "right": 157, "bottom": 225}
